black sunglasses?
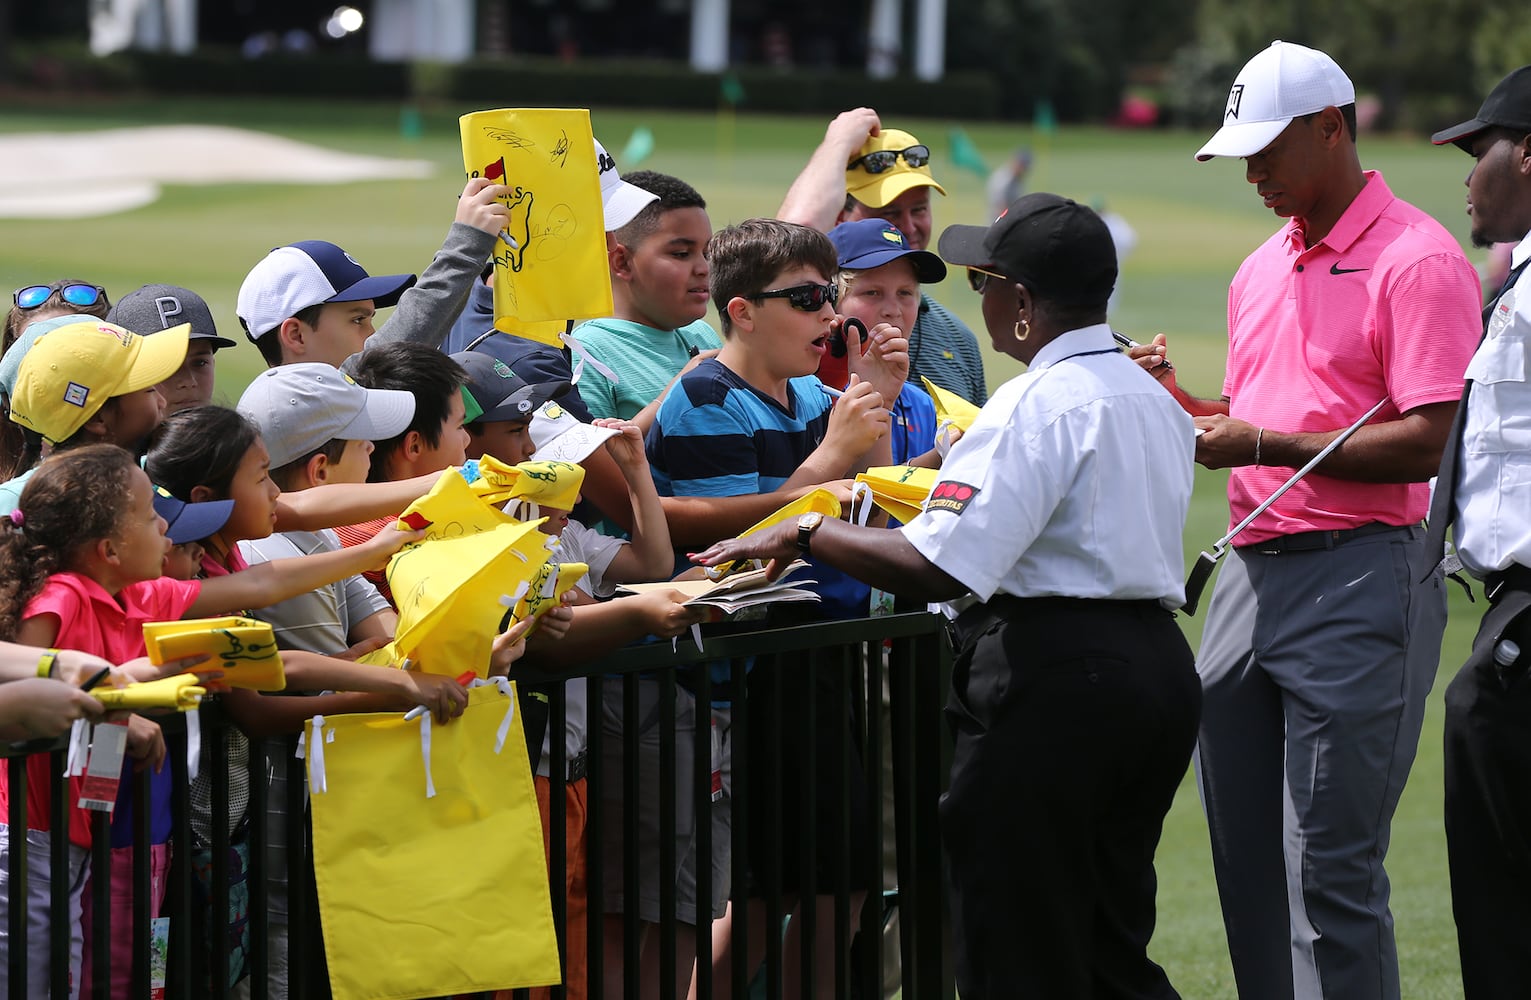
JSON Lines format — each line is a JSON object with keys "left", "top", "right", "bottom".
{"left": 750, "top": 282, "right": 839, "bottom": 312}
{"left": 966, "top": 266, "right": 1010, "bottom": 294}
{"left": 848, "top": 144, "right": 932, "bottom": 175}
{"left": 14, "top": 283, "right": 107, "bottom": 310}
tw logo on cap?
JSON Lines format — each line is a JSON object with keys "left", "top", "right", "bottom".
{"left": 597, "top": 150, "right": 617, "bottom": 175}
{"left": 1225, "top": 84, "right": 1246, "bottom": 122}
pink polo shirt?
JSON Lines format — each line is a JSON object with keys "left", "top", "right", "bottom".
{"left": 0, "top": 573, "right": 201, "bottom": 848}
{"left": 1223, "top": 171, "right": 1480, "bottom": 543}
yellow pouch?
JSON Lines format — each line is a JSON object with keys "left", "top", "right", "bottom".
{"left": 380, "top": 470, "right": 556, "bottom": 677}
{"left": 921, "top": 377, "right": 982, "bottom": 433}
{"left": 93, "top": 674, "right": 204, "bottom": 712}
{"left": 142, "top": 616, "right": 285, "bottom": 691}
{"left": 306, "top": 682, "right": 559, "bottom": 998}
{"left": 459, "top": 108, "right": 613, "bottom": 347}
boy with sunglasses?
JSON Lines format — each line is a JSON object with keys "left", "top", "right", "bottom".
{"left": 778, "top": 109, "right": 989, "bottom": 405}
{"left": 643, "top": 219, "right": 903, "bottom": 996}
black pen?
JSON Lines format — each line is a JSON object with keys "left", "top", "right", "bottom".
{"left": 79, "top": 667, "right": 112, "bottom": 692}
{"left": 1111, "top": 331, "right": 1173, "bottom": 373}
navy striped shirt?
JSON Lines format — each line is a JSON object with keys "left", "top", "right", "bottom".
{"left": 647, "top": 359, "right": 832, "bottom": 498}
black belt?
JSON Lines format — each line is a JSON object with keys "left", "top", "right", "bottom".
{"left": 1485, "top": 564, "right": 1531, "bottom": 604}
{"left": 1244, "top": 521, "right": 1408, "bottom": 555}
{"left": 951, "top": 593, "right": 1165, "bottom": 651}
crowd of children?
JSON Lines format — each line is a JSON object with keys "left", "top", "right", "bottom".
{"left": 0, "top": 122, "right": 982, "bottom": 999}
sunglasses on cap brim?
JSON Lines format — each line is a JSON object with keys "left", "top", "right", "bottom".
{"left": 749, "top": 282, "right": 839, "bottom": 312}
{"left": 13, "top": 283, "right": 107, "bottom": 310}
{"left": 847, "top": 145, "right": 932, "bottom": 175}
{"left": 966, "top": 266, "right": 1011, "bottom": 294}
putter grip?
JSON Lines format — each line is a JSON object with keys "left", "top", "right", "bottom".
{"left": 1181, "top": 552, "right": 1220, "bottom": 616}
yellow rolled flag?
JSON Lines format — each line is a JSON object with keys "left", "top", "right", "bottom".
{"left": 93, "top": 674, "right": 204, "bottom": 712}
{"left": 459, "top": 108, "right": 613, "bottom": 347}
{"left": 468, "top": 456, "right": 586, "bottom": 513}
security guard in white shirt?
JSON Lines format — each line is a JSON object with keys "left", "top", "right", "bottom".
{"left": 1427, "top": 66, "right": 1531, "bottom": 998}
{"left": 692, "top": 194, "right": 1201, "bottom": 999}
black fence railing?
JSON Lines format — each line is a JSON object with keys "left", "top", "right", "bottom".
{"left": 2, "top": 611, "right": 954, "bottom": 999}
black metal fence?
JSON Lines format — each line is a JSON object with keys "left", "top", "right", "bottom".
{"left": 3, "top": 612, "right": 954, "bottom": 998}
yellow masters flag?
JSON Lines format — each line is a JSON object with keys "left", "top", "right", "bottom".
{"left": 307, "top": 684, "right": 560, "bottom": 998}
{"left": 460, "top": 108, "right": 613, "bottom": 347}
{"left": 706, "top": 488, "right": 843, "bottom": 579}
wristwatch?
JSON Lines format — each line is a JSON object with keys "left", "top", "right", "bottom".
{"left": 796, "top": 512, "right": 825, "bottom": 557}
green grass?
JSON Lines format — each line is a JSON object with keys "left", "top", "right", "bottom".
{"left": 0, "top": 97, "right": 1492, "bottom": 995}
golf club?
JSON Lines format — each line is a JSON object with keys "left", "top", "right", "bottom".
{"left": 1181, "top": 397, "right": 1389, "bottom": 615}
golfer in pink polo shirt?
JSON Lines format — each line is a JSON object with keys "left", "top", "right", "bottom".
{"left": 1132, "top": 41, "right": 1481, "bottom": 1000}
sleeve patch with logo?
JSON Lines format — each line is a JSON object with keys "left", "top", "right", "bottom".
{"left": 927, "top": 481, "right": 979, "bottom": 515}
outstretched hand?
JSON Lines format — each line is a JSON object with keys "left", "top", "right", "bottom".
{"left": 844, "top": 319, "right": 909, "bottom": 404}
{"left": 690, "top": 521, "right": 800, "bottom": 582}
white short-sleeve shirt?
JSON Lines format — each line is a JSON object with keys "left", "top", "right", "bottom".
{"left": 900, "top": 324, "right": 1195, "bottom": 607}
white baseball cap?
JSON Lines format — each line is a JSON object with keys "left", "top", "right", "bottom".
{"left": 530, "top": 400, "right": 620, "bottom": 464}
{"left": 237, "top": 363, "right": 415, "bottom": 467}
{"left": 236, "top": 240, "right": 415, "bottom": 343}
{"left": 1195, "top": 41, "right": 1356, "bottom": 161}
{"left": 596, "top": 138, "right": 659, "bottom": 231}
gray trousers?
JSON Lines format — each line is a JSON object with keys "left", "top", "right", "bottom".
{"left": 1194, "top": 526, "right": 1443, "bottom": 1000}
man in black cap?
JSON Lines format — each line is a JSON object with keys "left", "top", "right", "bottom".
{"left": 1427, "top": 64, "right": 1531, "bottom": 998}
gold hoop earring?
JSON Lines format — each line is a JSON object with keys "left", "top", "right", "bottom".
{"left": 1014, "top": 317, "right": 1030, "bottom": 342}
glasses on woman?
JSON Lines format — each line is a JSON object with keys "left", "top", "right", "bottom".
{"left": 847, "top": 144, "right": 932, "bottom": 175}
{"left": 966, "top": 266, "right": 1010, "bottom": 294}
{"left": 750, "top": 282, "right": 839, "bottom": 312}
{"left": 13, "top": 283, "right": 107, "bottom": 310}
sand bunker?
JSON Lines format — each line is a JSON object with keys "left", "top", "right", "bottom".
{"left": 0, "top": 124, "right": 435, "bottom": 219}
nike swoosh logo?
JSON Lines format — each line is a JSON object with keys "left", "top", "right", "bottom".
{"left": 1330, "top": 263, "right": 1368, "bottom": 275}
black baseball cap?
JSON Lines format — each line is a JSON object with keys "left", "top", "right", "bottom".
{"left": 452, "top": 349, "right": 571, "bottom": 424}
{"left": 109, "top": 283, "right": 237, "bottom": 350}
{"left": 937, "top": 193, "right": 1116, "bottom": 307}
{"left": 1433, "top": 65, "right": 1531, "bottom": 153}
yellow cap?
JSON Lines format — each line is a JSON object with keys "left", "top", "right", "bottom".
{"left": 845, "top": 128, "right": 948, "bottom": 208}
{"left": 10, "top": 320, "right": 189, "bottom": 443}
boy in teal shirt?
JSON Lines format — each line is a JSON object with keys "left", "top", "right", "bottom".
{"left": 572, "top": 172, "right": 720, "bottom": 427}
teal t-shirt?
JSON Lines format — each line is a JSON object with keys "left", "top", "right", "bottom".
{"left": 0, "top": 468, "right": 35, "bottom": 516}
{"left": 570, "top": 317, "right": 722, "bottom": 421}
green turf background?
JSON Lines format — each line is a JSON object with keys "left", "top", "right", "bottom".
{"left": 0, "top": 98, "right": 1490, "bottom": 996}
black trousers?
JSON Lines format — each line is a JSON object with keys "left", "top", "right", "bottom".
{"left": 1444, "top": 584, "right": 1531, "bottom": 999}
{"left": 941, "top": 596, "right": 1200, "bottom": 1000}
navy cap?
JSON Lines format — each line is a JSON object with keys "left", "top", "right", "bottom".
{"left": 829, "top": 219, "right": 947, "bottom": 283}
{"left": 152, "top": 485, "right": 235, "bottom": 545}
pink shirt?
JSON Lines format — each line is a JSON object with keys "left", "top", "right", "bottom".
{"left": 1223, "top": 171, "right": 1480, "bottom": 543}
{"left": 0, "top": 573, "right": 201, "bottom": 847}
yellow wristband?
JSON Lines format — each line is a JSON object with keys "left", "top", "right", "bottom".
{"left": 36, "top": 649, "right": 59, "bottom": 679}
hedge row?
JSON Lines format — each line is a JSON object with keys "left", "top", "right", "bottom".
{"left": 11, "top": 45, "right": 1003, "bottom": 119}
